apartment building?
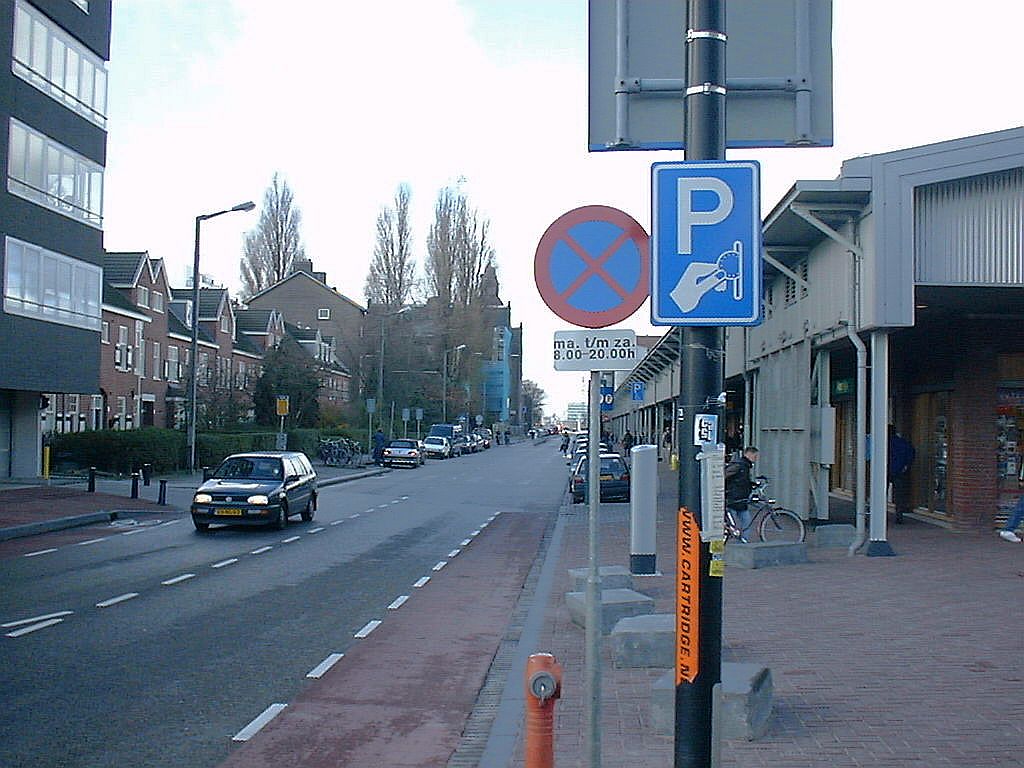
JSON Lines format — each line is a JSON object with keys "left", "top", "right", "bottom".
{"left": 0, "top": 0, "right": 111, "bottom": 477}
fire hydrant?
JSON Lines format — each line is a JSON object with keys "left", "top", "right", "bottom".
{"left": 524, "top": 653, "right": 562, "bottom": 768}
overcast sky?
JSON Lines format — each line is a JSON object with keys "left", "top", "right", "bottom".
{"left": 101, "top": 1, "right": 1024, "bottom": 418}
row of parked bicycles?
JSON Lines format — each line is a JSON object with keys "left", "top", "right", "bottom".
{"left": 316, "top": 436, "right": 365, "bottom": 467}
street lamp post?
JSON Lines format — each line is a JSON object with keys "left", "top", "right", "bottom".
{"left": 376, "top": 306, "right": 410, "bottom": 438}
{"left": 187, "top": 200, "right": 255, "bottom": 473}
{"left": 442, "top": 344, "right": 467, "bottom": 423}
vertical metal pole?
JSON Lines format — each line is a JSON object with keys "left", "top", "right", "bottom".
{"left": 585, "top": 371, "right": 602, "bottom": 767}
{"left": 378, "top": 318, "right": 385, "bottom": 421}
{"left": 676, "top": 1, "right": 725, "bottom": 767}
{"left": 442, "top": 349, "right": 449, "bottom": 423}
{"left": 188, "top": 216, "right": 202, "bottom": 474}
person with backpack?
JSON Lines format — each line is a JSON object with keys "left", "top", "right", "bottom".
{"left": 725, "top": 446, "right": 759, "bottom": 538}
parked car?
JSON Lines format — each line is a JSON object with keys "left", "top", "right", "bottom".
{"left": 191, "top": 451, "right": 317, "bottom": 532}
{"left": 467, "top": 433, "right": 484, "bottom": 453}
{"left": 422, "top": 435, "right": 452, "bottom": 459}
{"left": 570, "top": 452, "right": 631, "bottom": 503}
{"left": 382, "top": 438, "right": 424, "bottom": 467}
{"left": 428, "top": 424, "right": 466, "bottom": 456}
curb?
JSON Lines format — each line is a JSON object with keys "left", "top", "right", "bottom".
{"left": 0, "top": 468, "right": 390, "bottom": 542}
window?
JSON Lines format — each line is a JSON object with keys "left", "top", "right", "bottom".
{"left": 198, "top": 352, "right": 209, "bottom": 386}
{"left": 152, "top": 342, "right": 160, "bottom": 380}
{"left": 220, "top": 314, "right": 229, "bottom": 333}
{"left": 7, "top": 119, "right": 104, "bottom": 227}
{"left": 317, "top": 308, "right": 330, "bottom": 320}
{"left": 134, "top": 322, "right": 145, "bottom": 377}
{"left": 4, "top": 236, "right": 101, "bottom": 330}
{"left": 152, "top": 292, "right": 163, "bottom": 313}
{"left": 12, "top": 1, "right": 107, "bottom": 127}
{"left": 237, "top": 361, "right": 247, "bottom": 390}
{"left": 101, "top": 320, "right": 109, "bottom": 343}
{"left": 115, "top": 396, "right": 126, "bottom": 430}
{"left": 166, "top": 346, "right": 179, "bottom": 383}
{"left": 138, "top": 287, "right": 149, "bottom": 308}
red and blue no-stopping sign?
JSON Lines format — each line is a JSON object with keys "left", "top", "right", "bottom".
{"left": 534, "top": 205, "right": 650, "bottom": 328}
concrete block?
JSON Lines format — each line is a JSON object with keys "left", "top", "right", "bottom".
{"left": 651, "top": 663, "right": 773, "bottom": 740}
{"left": 564, "top": 588, "right": 655, "bottom": 634}
{"left": 813, "top": 523, "right": 856, "bottom": 548}
{"left": 568, "top": 565, "right": 634, "bottom": 593}
{"left": 725, "top": 541, "right": 808, "bottom": 569}
{"left": 611, "top": 613, "right": 674, "bottom": 668}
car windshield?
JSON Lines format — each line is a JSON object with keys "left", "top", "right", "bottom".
{"left": 389, "top": 440, "right": 417, "bottom": 448}
{"left": 575, "top": 457, "right": 628, "bottom": 478}
{"left": 213, "top": 457, "right": 283, "bottom": 481}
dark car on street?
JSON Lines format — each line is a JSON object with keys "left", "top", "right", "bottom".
{"left": 191, "top": 451, "right": 317, "bottom": 532}
{"left": 570, "top": 453, "right": 631, "bottom": 504}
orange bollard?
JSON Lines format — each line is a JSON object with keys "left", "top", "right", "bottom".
{"left": 524, "top": 652, "right": 562, "bottom": 768}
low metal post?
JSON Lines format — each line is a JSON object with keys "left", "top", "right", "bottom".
{"left": 88, "top": 467, "right": 96, "bottom": 493}
{"left": 158, "top": 479, "right": 167, "bottom": 506}
{"left": 630, "top": 444, "right": 658, "bottom": 574}
{"left": 130, "top": 472, "right": 140, "bottom": 499}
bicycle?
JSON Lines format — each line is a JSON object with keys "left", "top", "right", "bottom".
{"left": 317, "top": 439, "right": 351, "bottom": 467}
{"left": 724, "top": 476, "right": 806, "bottom": 544}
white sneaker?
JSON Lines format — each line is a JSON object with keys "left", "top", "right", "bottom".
{"left": 999, "top": 530, "right": 1022, "bottom": 543}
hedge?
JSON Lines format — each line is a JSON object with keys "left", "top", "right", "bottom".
{"left": 196, "top": 432, "right": 278, "bottom": 469}
{"left": 50, "top": 428, "right": 185, "bottom": 475}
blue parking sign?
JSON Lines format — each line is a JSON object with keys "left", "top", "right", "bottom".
{"left": 651, "top": 161, "right": 762, "bottom": 326}
{"left": 631, "top": 381, "right": 645, "bottom": 401}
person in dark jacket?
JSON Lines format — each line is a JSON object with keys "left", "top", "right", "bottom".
{"left": 725, "top": 446, "right": 759, "bottom": 538}
{"left": 887, "top": 427, "right": 915, "bottom": 524}
{"left": 372, "top": 429, "right": 387, "bottom": 466}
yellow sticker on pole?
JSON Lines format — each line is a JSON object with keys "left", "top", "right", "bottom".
{"left": 677, "top": 507, "right": 700, "bottom": 684}
{"left": 276, "top": 395, "right": 290, "bottom": 417}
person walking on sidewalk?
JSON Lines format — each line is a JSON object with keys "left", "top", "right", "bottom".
{"left": 372, "top": 428, "right": 387, "bottom": 466}
{"left": 888, "top": 427, "right": 916, "bottom": 524}
{"left": 622, "top": 429, "right": 635, "bottom": 454}
{"left": 999, "top": 463, "right": 1024, "bottom": 542}
{"left": 725, "top": 446, "right": 759, "bottom": 539}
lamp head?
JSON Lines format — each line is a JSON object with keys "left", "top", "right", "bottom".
{"left": 232, "top": 201, "right": 256, "bottom": 212}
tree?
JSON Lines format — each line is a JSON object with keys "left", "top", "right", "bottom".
{"left": 365, "top": 185, "right": 416, "bottom": 308}
{"left": 239, "top": 173, "right": 305, "bottom": 299}
{"left": 425, "top": 186, "right": 496, "bottom": 309}
{"left": 521, "top": 379, "right": 547, "bottom": 427}
{"left": 252, "top": 337, "right": 321, "bottom": 427}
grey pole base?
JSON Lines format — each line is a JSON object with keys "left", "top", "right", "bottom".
{"left": 865, "top": 540, "right": 897, "bottom": 557}
{"left": 630, "top": 553, "right": 656, "bottom": 575}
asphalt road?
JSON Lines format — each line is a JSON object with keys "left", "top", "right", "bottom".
{"left": 0, "top": 440, "right": 567, "bottom": 768}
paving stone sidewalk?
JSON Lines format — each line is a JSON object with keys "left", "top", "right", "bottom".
{"left": 518, "top": 468, "right": 1024, "bottom": 767}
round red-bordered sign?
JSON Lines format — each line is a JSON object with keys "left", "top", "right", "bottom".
{"left": 534, "top": 205, "right": 649, "bottom": 328}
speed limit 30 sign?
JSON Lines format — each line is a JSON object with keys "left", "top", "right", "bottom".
{"left": 553, "top": 329, "right": 637, "bottom": 372}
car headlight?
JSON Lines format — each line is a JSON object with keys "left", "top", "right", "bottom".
{"left": 247, "top": 495, "right": 270, "bottom": 505}
{"left": 194, "top": 493, "right": 212, "bottom": 504}
{"left": 410, "top": 450, "right": 418, "bottom": 456}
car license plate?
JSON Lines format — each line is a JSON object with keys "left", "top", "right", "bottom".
{"left": 600, "top": 474, "right": 613, "bottom": 481}
{"left": 215, "top": 508, "right": 244, "bottom": 516}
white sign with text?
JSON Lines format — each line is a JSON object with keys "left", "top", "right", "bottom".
{"left": 553, "top": 329, "right": 638, "bottom": 372}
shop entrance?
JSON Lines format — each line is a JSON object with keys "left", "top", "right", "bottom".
{"left": 996, "top": 388, "right": 1024, "bottom": 527}
{"left": 909, "top": 391, "right": 950, "bottom": 518}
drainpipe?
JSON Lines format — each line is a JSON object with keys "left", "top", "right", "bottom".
{"left": 846, "top": 239, "right": 867, "bottom": 556}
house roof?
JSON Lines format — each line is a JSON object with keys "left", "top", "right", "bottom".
{"left": 235, "top": 308, "right": 277, "bottom": 333}
{"left": 286, "top": 322, "right": 320, "bottom": 342}
{"left": 247, "top": 271, "right": 366, "bottom": 314}
{"left": 103, "top": 283, "right": 143, "bottom": 316}
{"left": 104, "top": 252, "right": 147, "bottom": 285}
{"left": 233, "top": 333, "right": 264, "bottom": 356}
{"left": 168, "top": 301, "right": 216, "bottom": 343}
{"left": 171, "top": 287, "right": 227, "bottom": 319}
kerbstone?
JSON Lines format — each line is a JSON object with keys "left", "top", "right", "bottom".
{"left": 813, "top": 523, "right": 856, "bottom": 548}
{"left": 652, "top": 663, "right": 773, "bottom": 740}
{"left": 724, "top": 541, "right": 808, "bottom": 569}
{"left": 568, "top": 565, "right": 634, "bottom": 593}
{"left": 611, "top": 613, "right": 673, "bottom": 668}
{"left": 564, "top": 588, "right": 654, "bottom": 634}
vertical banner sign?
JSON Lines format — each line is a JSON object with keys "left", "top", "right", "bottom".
{"left": 676, "top": 507, "right": 701, "bottom": 684}
{"left": 698, "top": 443, "right": 726, "bottom": 544}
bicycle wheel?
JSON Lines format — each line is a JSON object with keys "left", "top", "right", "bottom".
{"left": 758, "top": 508, "right": 805, "bottom": 543}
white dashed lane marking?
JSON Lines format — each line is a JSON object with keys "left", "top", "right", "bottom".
{"left": 460, "top": 539, "right": 472, "bottom": 546}
{"left": 354, "top": 620, "right": 382, "bottom": 638}
{"left": 2, "top": 611, "right": 73, "bottom": 628}
{"left": 76, "top": 537, "right": 108, "bottom": 547}
{"left": 232, "top": 704, "right": 287, "bottom": 742}
{"left": 432, "top": 561, "right": 447, "bottom": 572}
{"left": 306, "top": 653, "right": 344, "bottom": 679}
{"left": 413, "top": 576, "right": 430, "bottom": 588}
{"left": 448, "top": 549, "right": 461, "bottom": 558}
{"left": 281, "top": 536, "right": 300, "bottom": 544}
{"left": 387, "top": 595, "right": 409, "bottom": 610}
{"left": 5, "top": 618, "right": 64, "bottom": 637}
{"left": 161, "top": 573, "right": 195, "bottom": 585}
{"left": 96, "top": 593, "right": 139, "bottom": 608}
{"left": 251, "top": 546, "right": 273, "bottom": 555}
{"left": 308, "top": 527, "right": 325, "bottom": 534}
{"left": 330, "top": 520, "right": 344, "bottom": 526}
{"left": 24, "top": 548, "right": 58, "bottom": 558}
{"left": 211, "top": 558, "right": 238, "bottom": 569}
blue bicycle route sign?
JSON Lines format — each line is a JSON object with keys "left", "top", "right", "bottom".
{"left": 651, "top": 161, "right": 762, "bottom": 326}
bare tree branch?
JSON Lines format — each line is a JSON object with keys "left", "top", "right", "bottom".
{"left": 239, "top": 173, "right": 305, "bottom": 299}
{"left": 365, "top": 184, "right": 416, "bottom": 308}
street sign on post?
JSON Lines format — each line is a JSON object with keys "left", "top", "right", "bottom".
{"left": 553, "top": 329, "right": 638, "bottom": 372}
{"left": 366, "top": 398, "right": 376, "bottom": 414}
{"left": 275, "top": 395, "right": 289, "bottom": 416}
{"left": 631, "top": 381, "right": 646, "bottom": 401}
{"left": 535, "top": 206, "right": 650, "bottom": 329}
{"left": 600, "top": 386, "right": 614, "bottom": 412}
{"left": 652, "top": 161, "right": 762, "bottom": 326}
